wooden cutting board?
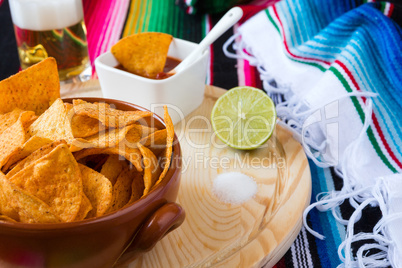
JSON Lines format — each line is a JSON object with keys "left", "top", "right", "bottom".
{"left": 62, "top": 82, "right": 312, "bottom": 268}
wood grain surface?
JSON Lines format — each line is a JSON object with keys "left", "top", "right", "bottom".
{"left": 125, "top": 85, "right": 311, "bottom": 268}
{"left": 62, "top": 82, "right": 311, "bottom": 268}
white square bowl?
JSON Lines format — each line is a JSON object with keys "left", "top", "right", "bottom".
{"left": 95, "top": 38, "right": 209, "bottom": 124}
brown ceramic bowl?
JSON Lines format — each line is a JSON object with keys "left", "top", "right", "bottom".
{"left": 0, "top": 98, "right": 185, "bottom": 268}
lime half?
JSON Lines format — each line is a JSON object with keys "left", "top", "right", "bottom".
{"left": 211, "top": 86, "right": 277, "bottom": 150}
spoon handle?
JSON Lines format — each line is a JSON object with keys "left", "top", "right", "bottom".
{"left": 174, "top": 7, "right": 243, "bottom": 73}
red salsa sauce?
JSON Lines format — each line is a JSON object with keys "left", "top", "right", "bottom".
{"left": 115, "top": 56, "right": 181, "bottom": 80}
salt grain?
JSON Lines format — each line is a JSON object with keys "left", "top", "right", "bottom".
{"left": 212, "top": 172, "right": 257, "bottom": 205}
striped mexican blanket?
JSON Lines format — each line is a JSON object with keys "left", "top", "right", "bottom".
{"left": 227, "top": 0, "right": 402, "bottom": 267}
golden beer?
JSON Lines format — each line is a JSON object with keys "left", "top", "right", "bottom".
{"left": 9, "top": 0, "right": 91, "bottom": 82}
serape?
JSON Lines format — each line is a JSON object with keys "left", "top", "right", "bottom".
{"left": 227, "top": 0, "right": 402, "bottom": 267}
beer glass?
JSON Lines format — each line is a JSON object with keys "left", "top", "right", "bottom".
{"left": 8, "top": 0, "right": 91, "bottom": 83}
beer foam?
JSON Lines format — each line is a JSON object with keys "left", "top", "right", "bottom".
{"left": 9, "top": 0, "right": 84, "bottom": 31}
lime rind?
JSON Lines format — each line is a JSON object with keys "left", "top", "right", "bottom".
{"left": 211, "top": 86, "right": 277, "bottom": 150}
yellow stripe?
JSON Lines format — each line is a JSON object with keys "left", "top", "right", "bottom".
{"left": 142, "top": 0, "right": 152, "bottom": 32}
{"left": 123, "top": 0, "right": 144, "bottom": 36}
{"left": 136, "top": 0, "right": 150, "bottom": 33}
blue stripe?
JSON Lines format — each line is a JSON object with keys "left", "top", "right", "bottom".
{"left": 309, "top": 161, "right": 344, "bottom": 267}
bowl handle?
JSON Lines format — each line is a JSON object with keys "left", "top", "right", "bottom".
{"left": 130, "top": 202, "right": 185, "bottom": 252}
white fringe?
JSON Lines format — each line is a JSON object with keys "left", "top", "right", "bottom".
{"left": 223, "top": 36, "right": 401, "bottom": 267}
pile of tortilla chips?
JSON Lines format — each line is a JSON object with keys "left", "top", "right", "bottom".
{"left": 0, "top": 58, "right": 175, "bottom": 224}
{"left": 111, "top": 32, "right": 173, "bottom": 79}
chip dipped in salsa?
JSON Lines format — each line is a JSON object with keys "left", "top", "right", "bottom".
{"left": 115, "top": 56, "right": 181, "bottom": 80}
{"left": 111, "top": 32, "right": 177, "bottom": 79}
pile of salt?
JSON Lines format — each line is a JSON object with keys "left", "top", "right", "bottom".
{"left": 212, "top": 172, "right": 257, "bottom": 205}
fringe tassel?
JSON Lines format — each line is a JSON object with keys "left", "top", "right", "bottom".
{"left": 224, "top": 36, "right": 402, "bottom": 267}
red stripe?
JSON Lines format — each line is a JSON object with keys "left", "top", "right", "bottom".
{"left": 335, "top": 60, "right": 402, "bottom": 169}
{"left": 272, "top": 6, "right": 331, "bottom": 66}
{"left": 335, "top": 60, "right": 367, "bottom": 103}
{"left": 372, "top": 113, "right": 402, "bottom": 169}
{"left": 388, "top": 3, "right": 395, "bottom": 17}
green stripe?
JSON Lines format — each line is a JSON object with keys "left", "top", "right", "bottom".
{"left": 293, "top": 58, "right": 326, "bottom": 71}
{"left": 380, "top": 2, "right": 386, "bottom": 14}
{"left": 330, "top": 66, "right": 397, "bottom": 173}
{"left": 201, "top": 14, "right": 207, "bottom": 38}
{"left": 265, "top": 9, "right": 280, "bottom": 34}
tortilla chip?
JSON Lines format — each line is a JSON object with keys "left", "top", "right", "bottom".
{"left": 125, "top": 124, "right": 157, "bottom": 145}
{"left": 156, "top": 106, "right": 174, "bottom": 185}
{"left": 71, "top": 113, "right": 106, "bottom": 138}
{"left": 0, "top": 111, "right": 34, "bottom": 169}
{"left": 0, "top": 57, "right": 60, "bottom": 115}
{"left": 126, "top": 172, "right": 145, "bottom": 206}
{"left": 0, "top": 108, "right": 25, "bottom": 136}
{"left": 0, "top": 214, "right": 17, "bottom": 223}
{"left": 74, "top": 146, "right": 143, "bottom": 172}
{"left": 0, "top": 174, "right": 19, "bottom": 221}
{"left": 139, "top": 129, "right": 167, "bottom": 156}
{"left": 8, "top": 144, "right": 83, "bottom": 222}
{"left": 2, "top": 135, "right": 52, "bottom": 173}
{"left": 111, "top": 32, "right": 173, "bottom": 79}
{"left": 72, "top": 99, "right": 152, "bottom": 128}
{"left": 75, "top": 193, "right": 93, "bottom": 221}
{"left": 100, "top": 155, "right": 128, "bottom": 185}
{"left": 64, "top": 102, "right": 73, "bottom": 111}
{"left": 79, "top": 164, "right": 113, "bottom": 218}
{"left": 6, "top": 140, "right": 66, "bottom": 179}
{"left": 108, "top": 166, "right": 135, "bottom": 212}
{"left": 71, "top": 124, "right": 135, "bottom": 151}
{"left": 138, "top": 143, "right": 161, "bottom": 195}
{"left": 0, "top": 172, "right": 61, "bottom": 223}
{"left": 28, "top": 98, "right": 74, "bottom": 144}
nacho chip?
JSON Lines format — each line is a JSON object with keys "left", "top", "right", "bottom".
{"left": 71, "top": 113, "right": 106, "bottom": 138}
{"left": 0, "top": 214, "right": 17, "bottom": 223}
{"left": 6, "top": 140, "right": 66, "bottom": 179}
{"left": 0, "top": 108, "right": 25, "bottom": 136}
{"left": 79, "top": 164, "right": 113, "bottom": 218}
{"left": 72, "top": 99, "right": 152, "bottom": 128}
{"left": 64, "top": 102, "right": 73, "bottom": 111}
{"left": 0, "top": 57, "right": 60, "bottom": 115}
{"left": 8, "top": 144, "right": 83, "bottom": 222}
{"left": 0, "top": 111, "right": 34, "bottom": 169}
{"left": 125, "top": 124, "right": 157, "bottom": 145}
{"left": 2, "top": 135, "right": 53, "bottom": 173}
{"left": 0, "top": 174, "right": 19, "bottom": 221}
{"left": 156, "top": 106, "right": 174, "bottom": 185}
{"left": 74, "top": 146, "right": 143, "bottom": 172}
{"left": 28, "top": 98, "right": 74, "bottom": 144}
{"left": 71, "top": 124, "right": 135, "bottom": 151}
{"left": 0, "top": 172, "right": 61, "bottom": 223}
{"left": 126, "top": 171, "right": 145, "bottom": 206}
{"left": 138, "top": 143, "right": 161, "bottom": 195}
{"left": 139, "top": 129, "right": 167, "bottom": 156}
{"left": 75, "top": 193, "right": 93, "bottom": 221}
{"left": 108, "top": 166, "right": 135, "bottom": 212}
{"left": 111, "top": 32, "right": 173, "bottom": 79}
{"left": 100, "top": 155, "right": 128, "bottom": 185}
